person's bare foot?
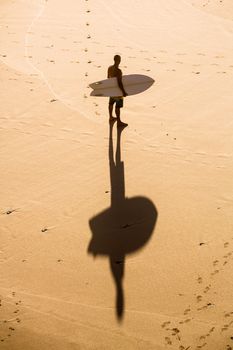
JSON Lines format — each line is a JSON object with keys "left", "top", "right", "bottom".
{"left": 117, "top": 121, "right": 128, "bottom": 128}
{"left": 109, "top": 116, "right": 117, "bottom": 122}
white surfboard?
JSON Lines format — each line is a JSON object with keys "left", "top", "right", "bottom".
{"left": 89, "top": 74, "right": 154, "bottom": 97}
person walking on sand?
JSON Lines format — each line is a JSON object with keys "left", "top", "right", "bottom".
{"left": 108, "top": 55, "right": 128, "bottom": 127}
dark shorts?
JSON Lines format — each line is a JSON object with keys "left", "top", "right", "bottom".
{"left": 109, "top": 97, "right": 124, "bottom": 108}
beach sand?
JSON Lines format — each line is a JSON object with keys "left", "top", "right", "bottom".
{"left": 0, "top": 0, "right": 233, "bottom": 349}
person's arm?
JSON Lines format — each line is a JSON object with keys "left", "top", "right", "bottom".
{"left": 117, "top": 70, "right": 128, "bottom": 97}
{"left": 107, "top": 67, "right": 111, "bottom": 79}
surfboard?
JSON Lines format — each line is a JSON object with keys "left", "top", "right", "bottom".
{"left": 89, "top": 74, "right": 154, "bottom": 97}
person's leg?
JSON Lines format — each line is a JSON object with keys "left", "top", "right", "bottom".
{"left": 109, "top": 98, "right": 117, "bottom": 121}
{"left": 109, "top": 103, "right": 114, "bottom": 119}
{"left": 115, "top": 99, "right": 128, "bottom": 127}
{"left": 115, "top": 106, "right": 121, "bottom": 121}
{"left": 116, "top": 106, "right": 128, "bottom": 127}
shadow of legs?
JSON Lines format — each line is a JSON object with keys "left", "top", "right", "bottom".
{"left": 110, "top": 256, "right": 125, "bottom": 320}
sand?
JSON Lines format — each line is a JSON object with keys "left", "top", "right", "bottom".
{"left": 0, "top": 0, "right": 233, "bottom": 349}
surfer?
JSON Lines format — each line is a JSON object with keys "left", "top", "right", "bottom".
{"left": 108, "top": 55, "right": 128, "bottom": 127}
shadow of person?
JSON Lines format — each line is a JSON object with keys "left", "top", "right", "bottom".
{"left": 88, "top": 122, "right": 158, "bottom": 321}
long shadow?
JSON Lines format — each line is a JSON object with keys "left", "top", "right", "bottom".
{"left": 88, "top": 122, "right": 158, "bottom": 321}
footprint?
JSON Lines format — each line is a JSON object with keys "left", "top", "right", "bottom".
{"left": 221, "top": 325, "right": 229, "bottom": 332}
{"left": 196, "top": 343, "right": 207, "bottom": 349}
{"left": 197, "top": 303, "right": 214, "bottom": 311}
{"left": 3, "top": 208, "right": 18, "bottom": 215}
{"left": 208, "top": 327, "right": 215, "bottom": 333}
{"left": 199, "top": 335, "right": 206, "bottom": 341}
{"left": 197, "top": 276, "right": 203, "bottom": 284}
{"left": 180, "top": 318, "right": 192, "bottom": 324}
{"left": 203, "top": 285, "right": 211, "bottom": 294}
{"left": 161, "top": 321, "right": 171, "bottom": 328}
{"left": 183, "top": 318, "right": 192, "bottom": 323}
{"left": 184, "top": 308, "right": 191, "bottom": 315}
{"left": 171, "top": 327, "right": 180, "bottom": 336}
{"left": 165, "top": 336, "right": 172, "bottom": 345}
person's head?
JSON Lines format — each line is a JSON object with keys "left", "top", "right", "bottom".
{"left": 114, "top": 54, "right": 121, "bottom": 66}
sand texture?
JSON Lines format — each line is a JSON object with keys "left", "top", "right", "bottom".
{"left": 1, "top": 0, "right": 233, "bottom": 349}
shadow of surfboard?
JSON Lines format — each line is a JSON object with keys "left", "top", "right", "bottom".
{"left": 88, "top": 123, "right": 158, "bottom": 321}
